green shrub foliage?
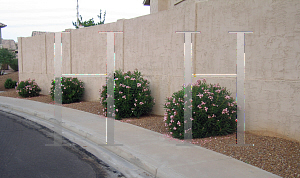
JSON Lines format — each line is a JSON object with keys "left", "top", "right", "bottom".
{"left": 9, "top": 58, "right": 18, "bottom": 71}
{"left": 16, "top": 79, "right": 41, "bottom": 97}
{"left": 164, "top": 79, "right": 237, "bottom": 139}
{"left": 50, "top": 77, "right": 84, "bottom": 104}
{"left": 100, "top": 69, "right": 155, "bottom": 120}
{"left": 4, "top": 78, "right": 17, "bottom": 89}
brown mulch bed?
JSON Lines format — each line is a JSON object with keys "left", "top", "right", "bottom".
{"left": 0, "top": 72, "right": 299, "bottom": 178}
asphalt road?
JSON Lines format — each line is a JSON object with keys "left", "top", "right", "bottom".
{"left": 0, "top": 110, "right": 125, "bottom": 178}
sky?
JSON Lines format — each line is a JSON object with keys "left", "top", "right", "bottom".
{"left": 0, "top": 0, "right": 150, "bottom": 42}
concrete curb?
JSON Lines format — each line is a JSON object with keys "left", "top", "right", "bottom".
{"left": 0, "top": 103, "right": 156, "bottom": 178}
{"left": 0, "top": 102, "right": 184, "bottom": 177}
{"left": 0, "top": 99, "right": 282, "bottom": 178}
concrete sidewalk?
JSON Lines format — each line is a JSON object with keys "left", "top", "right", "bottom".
{"left": 0, "top": 96, "right": 281, "bottom": 178}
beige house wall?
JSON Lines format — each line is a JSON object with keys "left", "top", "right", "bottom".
{"left": 2, "top": 39, "right": 17, "bottom": 50}
{"left": 18, "top": 0, "right": 300, "bottom": 142}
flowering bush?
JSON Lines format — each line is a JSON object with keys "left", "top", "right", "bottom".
{"left": 100, "top": 69, "right": 155, "bottom": 120}
{"left": 164, "top": 79, "right": 237, "bottom": 139}
{"left": 16, "top": 79, "right": 41, "bottom": 98}
{"left": 50, "top": 77, "right": 84, "bottom": 104}
{"left": 4, "top": 78, "right": 17, "bottom": 89}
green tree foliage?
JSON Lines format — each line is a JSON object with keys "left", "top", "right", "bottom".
{"left": 0, "top": 48, "right": 17, "bottom": 73}
{"left": 0, "top": 48, "right": 16, "bottom": 66}
{"left": 72, "top": 9, "right": 106, "bottom": 28}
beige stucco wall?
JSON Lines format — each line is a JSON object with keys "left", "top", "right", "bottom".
{"left": 18, "top": 0, "right": 300, "bottom": 142}
{"left": 2, "top": 39, "right": 16, "bottom": 50}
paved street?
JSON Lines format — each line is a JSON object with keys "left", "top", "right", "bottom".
{"left": 0, "top": 110, "right": 125, "bottom": 178}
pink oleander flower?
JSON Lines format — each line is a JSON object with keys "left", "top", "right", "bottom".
{"left": 119, "top": 91, "right": 123, "bottom": 94}
{"left": 163, "top": 116, "right": 167, "bottom": 121}
{"left": 124, "top": 76, "right": 130, "bottom": 79}
{"left": 201, "top": 101, "right": 206, "bottom": 105}
{"left": 197, "top": 93, "right": 203, "bottom": 99}
{"left": 139, "top": 102, "right": 144, "bottom": 105}
{"left": 208, "top": 115, "right": 211, "bottom": 118}
{"left": 170, "top": 115, "right": 174, "bottom": 119}
{"left": 177, "top": 121, "right": 181, "bottom": 126}
{"left": 137, "top": 83, "right": 142, "bottom": 87}
{"left": 126, "top": 86, "right": 131, "bottom": 88}
{"left": 134, "top": 103, "right": 136, "bottom": 106}
{"left": 173, "top": 127, "right": 177, "bottom": 130}
{"left": 122, "top": 95, "right": 126, "bottom": 99}
{"left": 216, "top": 89, "right": 221, "bottom": 93}
{"left": 115, "top": 78, "right": 118, "bottom": 80}
{"left": 212, "top": 114, "right": 216, "bottom": 118}
{"left": 170, "top": 119, "right": 174, "bottom": 123}
{"left": 225, "top": 95, "right": 230, "bottom": 99}
{"left": 204, "top": 107, "right": 208, "bottom": 112}
{"left": 222, "top": 108, "right": 229, "bottom": 115}
{"left": 130, "top": 78, "right": 136, "bottom": 80}
{"left": 116, "top": 109, "right": 118, "bottom": 112}
{"left": 190, "top": 118, "right": 194, "bottom": 121}
{"left": 197, "top": 104, "right": 202, "bottom": 109}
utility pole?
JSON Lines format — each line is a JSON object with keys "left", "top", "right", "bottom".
{"left": 77, "top": 0, "right": 79, "bottom": 27}
{"left": 0, "top": 23, "right": 7, "bottom": 49}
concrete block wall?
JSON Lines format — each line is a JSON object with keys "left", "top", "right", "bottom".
{"left": 18, "top": 0, "right": 300, "bottom": 142}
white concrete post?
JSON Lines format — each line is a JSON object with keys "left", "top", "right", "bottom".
{"left": 176, "top": 31, "right": 200, "bottom": 144}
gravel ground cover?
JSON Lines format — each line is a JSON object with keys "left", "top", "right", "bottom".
{"left": 0, "top": 72, "right": 299, "bottom": 177}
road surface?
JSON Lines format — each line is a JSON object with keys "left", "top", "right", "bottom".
{"left": 0, "top": 110, "right": 125, "bottom": 178}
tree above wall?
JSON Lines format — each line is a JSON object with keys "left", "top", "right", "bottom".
{"left": 0, "top": 48, "right": 17, "bottom": 72}
{"left": 72, "top": 9, "right": 106, "bottom": 28}
{"left": 0, "top": 48, "right": 16, "bottom": 65}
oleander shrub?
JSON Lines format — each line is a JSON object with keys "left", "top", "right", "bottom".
{"left": 4, "top": 78, "right": 17, "bottom": 89}
{"left": 164, "top": 79, "right": 237, "bottom": 139}
{"left": 50, "top": 77, "right": 84, "bottom": 104}
{"left": 100, "top": 69, "right": 155, "bottom": 120}
{"left": 16, "top": 79, "right": 41, "bottom": 97}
